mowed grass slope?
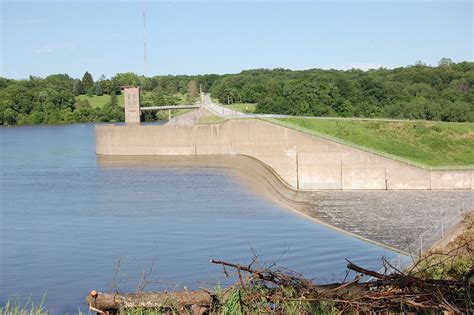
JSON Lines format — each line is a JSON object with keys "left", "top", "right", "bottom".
{"left": 277, "top": 118, "right": 474, "bottom": 166}
{"left": 225, "top": 103, "right": 256, "bottom": 113}
{"left": 76, "top": 94, "right": 124, "bottom": 108}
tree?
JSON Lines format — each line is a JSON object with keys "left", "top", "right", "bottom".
{"left": 95, "top": 82, "right": 103, "bottom": 96}
{"left": 186, "top": 80, "right": 199, "bottom": 102}
{"left": 111, "top": 72, "right": 139, "bottom": 88}
{"left": 3, "top": 108, "right": 18, "bottom": 125}
{"left": 438, "top": 57, "right": 453, "bottom": 67}
{"left": 110, "top": 91, "right": 118, "bottom": 107}
{"left": 75, "top": 99, "right": 91, "bottom": 109}
{"left": 73, "top": 79, "right": 83, "bottom": 95}
{"left": 82, "top": 71, "right": 94, "bottom": 94}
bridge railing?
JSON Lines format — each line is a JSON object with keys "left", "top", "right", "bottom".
{"left": 255, "top": 117, "right": 474, "bottom": 171}
{"left": 140, "top": 104, "right": 200, "bottom": 111}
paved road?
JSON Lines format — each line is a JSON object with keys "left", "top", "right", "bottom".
{"left": 201, "top": 93, "right": 290, "bottom": 119}
{"left": 201, "top": 93, "right": 248, "bottom": 118}
{"left": 166, "top": 107, "right": 211, "bottom": 125}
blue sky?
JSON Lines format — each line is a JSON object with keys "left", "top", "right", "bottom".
{"left": 1, "top": 0, "right": 472, "bottom": 79}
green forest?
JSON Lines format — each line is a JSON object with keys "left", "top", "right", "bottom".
{"left": 1, "top": 58, "right": 473, "bottom": 125}
{"left": 210, "top": 59, "right": 474, "bottom": 122}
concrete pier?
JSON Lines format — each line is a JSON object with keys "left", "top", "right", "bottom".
{"left": 96, "top": 119, "right": 473, "bottom": 191}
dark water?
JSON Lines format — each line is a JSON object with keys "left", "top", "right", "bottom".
{"left": 1, "top": 124, "right": 398, "bottom": 314}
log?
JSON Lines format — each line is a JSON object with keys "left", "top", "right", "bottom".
{"left": 86, "top": 290, "right": 213, "bottom": 313}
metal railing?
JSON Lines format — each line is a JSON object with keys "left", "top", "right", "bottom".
{"left": 373, "top": 212, "right": 465, "bottom": 276}
{"left": 257, "top": 117, "right": 474, "bottom": 171}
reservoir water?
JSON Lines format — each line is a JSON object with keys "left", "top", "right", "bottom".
{"left": 2, "top": 123, "right": 402, "bottom": 313}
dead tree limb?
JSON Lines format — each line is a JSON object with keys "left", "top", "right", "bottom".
{"left": 86, "top": 290, "right": 213, "bottom": 314}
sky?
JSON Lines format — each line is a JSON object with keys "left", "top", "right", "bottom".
{"left": 1, "top": 0, "right": 473, "bottom": 80}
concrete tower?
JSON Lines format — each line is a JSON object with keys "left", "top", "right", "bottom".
{"left": 124, "top": 87, "right": 140, "bottom": 123}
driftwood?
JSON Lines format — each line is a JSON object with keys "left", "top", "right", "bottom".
{"left": 210, "top": 259, "right": 472, "bottom": 313}
{"left": 86, "top": 290, "right": 214, "bottom": 314}
{"left": 87, "top": 259, "right": 472, "bottom": 314}
{"left": 209, "top": 259, "right": 366, "bottom": 295}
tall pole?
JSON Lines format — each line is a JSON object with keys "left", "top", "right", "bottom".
{"left": 141, "top": 0, "right": 148, "bottom": 76}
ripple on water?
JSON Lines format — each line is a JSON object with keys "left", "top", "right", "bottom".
{"left": 2, "top": 124, "right": 467, "bottom": 314}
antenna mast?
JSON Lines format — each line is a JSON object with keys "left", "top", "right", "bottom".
{"left": 141, "top": 0, "right": 148, "bottom": 76}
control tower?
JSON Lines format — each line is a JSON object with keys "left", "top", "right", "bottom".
{"left": 124, "top": 87, "right": 140, "bottom": 123}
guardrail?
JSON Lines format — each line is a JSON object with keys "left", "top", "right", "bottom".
{"left": 257, "top": 117, "right": 474, "bottom": 171}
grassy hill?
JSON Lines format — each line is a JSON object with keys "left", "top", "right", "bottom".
{"left": 225, "top": 103, "right": 256, "bottom": 113}
{"left": 276, "top": 118, "right": 474, "bottom": 166}
{"left": 75, "top": 94, "right": 124, "bottom": 108}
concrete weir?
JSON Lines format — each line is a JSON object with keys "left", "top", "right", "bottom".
{"left": 96, "top": 119, "right": 473, "bottom": 191}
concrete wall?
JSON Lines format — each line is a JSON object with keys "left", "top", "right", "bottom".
{"left": 96, "top": 119, "right": 473, "bottom": 190}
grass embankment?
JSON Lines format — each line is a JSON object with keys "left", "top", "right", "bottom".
{"left": 75, "top": 94, "right": 124, "bottom": 108}
{"left": 277, "top": 118, "right": 474, "bottom": 166}
{"left": 421, "top": 212, "right": 473, "bottom": 280}
{"left": 225, "top": 103, "right": 256, "bottom": 113}
{"left": 174, "top": 93, "right": 200, "bottom": 105}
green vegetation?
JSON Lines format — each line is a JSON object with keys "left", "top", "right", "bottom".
{"left": 0, "top": 72, "right": 203, "bottom": 125}
{"left": 1, "top": 295, "right": 47, "bottom": 315}
{"left": 421, "top": 213, "right": 473, "bottom": 277}
{"left": 198, "top": 115, "right": 226, "bottom": 124}
{"left": 277, "top": 117, "right": 474, "bottom": 166}
{"left": 210, "top": 59, "right": 474, "bottom": 122}
{"left": 75, "top": 94, "right": 124, "bottom": 108}
{"left": 214, "top": 284, "right": 338, "bottom": 315}
{"left": 152, "top": 108, "right": 194, "bottom": 121}
{"left": 2, "top": 59, "right": 473, "bottom": 125}
{"left": 225, "top": 103, "right": 256, "bottom": 113}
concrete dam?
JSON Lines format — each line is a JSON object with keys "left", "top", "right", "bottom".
{"left": 96, "top": 119, "right": 473, "bottom": 191}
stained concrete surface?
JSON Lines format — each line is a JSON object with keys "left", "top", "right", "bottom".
{"left": 304, "top": 190, "right": 473, "bottom": 253}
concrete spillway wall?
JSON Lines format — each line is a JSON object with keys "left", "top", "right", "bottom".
{"left": 96, "top": 119, "right": 473, "bottom": 190}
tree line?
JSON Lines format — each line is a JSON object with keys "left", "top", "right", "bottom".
{"left": 0, "top": 72, "right": 206, "bottom": 125}
{"left": 210, "top": 58, "right": 473, "bottom": 122}
{"left": 0, "top": 58, "right": 472, "bottom": 125}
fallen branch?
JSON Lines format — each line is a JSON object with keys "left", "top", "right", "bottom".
{"left": 86, "top": 289, "right": 214, "bottom": 314}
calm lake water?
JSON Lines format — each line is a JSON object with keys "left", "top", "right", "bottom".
{"left": 1, "top": 123, "right": 398, "bottom": 314}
